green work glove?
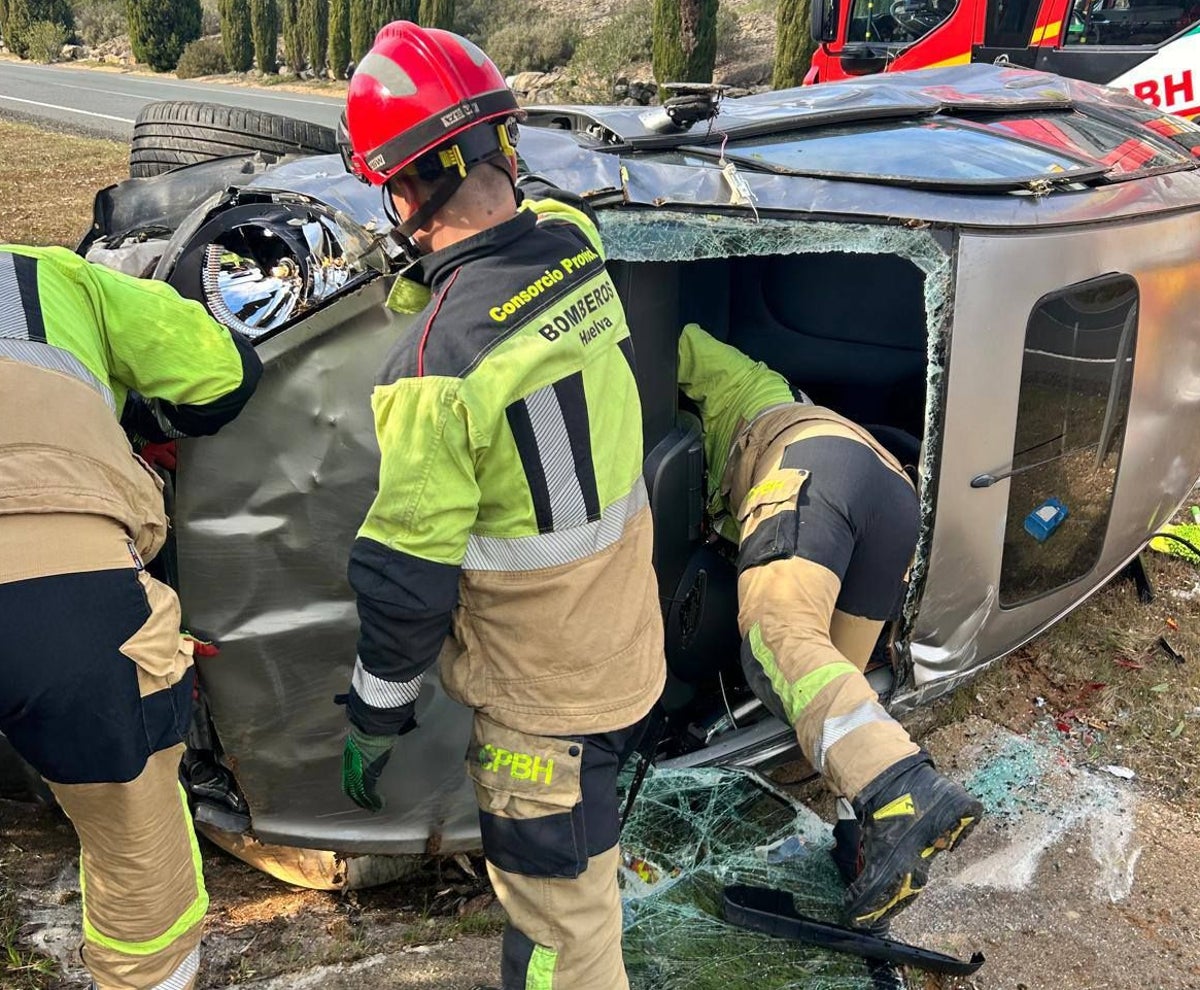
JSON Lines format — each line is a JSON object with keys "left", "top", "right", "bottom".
{"left": 341, "top": 726, "right": 397, "bottom": 812}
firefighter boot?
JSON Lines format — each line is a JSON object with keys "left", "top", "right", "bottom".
{"left": 844, "top": 754, "right": 982, "bottom": 928}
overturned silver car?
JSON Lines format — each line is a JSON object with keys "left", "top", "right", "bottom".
{"left": 31, "top": 64, "right": 1200, "bottom": 886}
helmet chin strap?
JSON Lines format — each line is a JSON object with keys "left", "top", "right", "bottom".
{"left": 384, "top": 172, "right": 465, "bottom": 262}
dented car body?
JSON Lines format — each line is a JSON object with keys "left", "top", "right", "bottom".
{"left": 7, "top": 64, "right": 1200, "bottom": 885}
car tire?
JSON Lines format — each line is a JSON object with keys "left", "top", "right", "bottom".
{"left": 129, "top": 101, "right": 339, "bottom": 178}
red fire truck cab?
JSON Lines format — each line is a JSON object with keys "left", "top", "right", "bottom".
{"left": 808, "top": 0, "right": 1200, "bottom": 119}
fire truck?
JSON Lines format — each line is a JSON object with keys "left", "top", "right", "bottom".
{"left": 807, "top": 0, "right": 1200, "bottom": 118}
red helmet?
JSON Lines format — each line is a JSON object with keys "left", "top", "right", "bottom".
{"left": 343, "top": 21, "right": 522, "bottom": 187}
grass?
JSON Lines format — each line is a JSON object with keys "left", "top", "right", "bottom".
{"left": 0, "top": 118, "right": 128, "bottom": 247}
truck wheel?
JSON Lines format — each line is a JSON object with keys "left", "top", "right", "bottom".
{"left": 129, "top": 101, "right": 339, "bottom": 178}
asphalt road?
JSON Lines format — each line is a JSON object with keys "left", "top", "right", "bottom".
{"left": 0, "top": 59, "right": 344, "bottom": 139}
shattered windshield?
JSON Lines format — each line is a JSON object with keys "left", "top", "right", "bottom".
{"left": 620, "top": 766, "right": 887, "bottom": 990}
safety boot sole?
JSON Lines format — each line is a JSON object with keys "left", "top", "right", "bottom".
{"left": 845, "top": 791, "right": 981, "bottom": 929}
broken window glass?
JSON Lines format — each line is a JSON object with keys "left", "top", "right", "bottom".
{"left": 619, "top": 765, "right": 884, "bottom": 990}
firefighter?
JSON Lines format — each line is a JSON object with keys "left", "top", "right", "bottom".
{"left": 678, "top": 322, "right": 982, "bottom": 929}
{"left": 0, "top": 245, "right": 262, "bottom": 989}
{"left": 336, "top": 22, "right": 665, "bottom": 990}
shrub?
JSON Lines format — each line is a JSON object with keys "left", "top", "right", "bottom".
{"left": 23, "top": 16, "right": 64, "bottom": 58}
{"left": 327, "top": 0, "right": 348, "bottom": 76}
{"left": 652, "top": 0, "right": 718, "bottom": 89}
{"left": 485, "top": 17, "right": 577, "bottom": 74}
{"left": 127, "top": 0, "right": 201, "bottom": 70}
{"left": 220, "top": 0, "right": 253, "bottom": 69}
{"left": 70, "top": 0, "right": 126, "bottom": 45}
{"left": 566, "top": 0, "right": 652, "bottom": 100}
{"left": 175, "top": 33, "right": 226, "bottom": 74}
{"left": 5, "top": 0, "right": 73, "bottom": 57}
{"left": 300, "top": 0, "right": 326, "bottom": 72}
{"left": 250, "top": 0, "right": 277, "bottom": 71}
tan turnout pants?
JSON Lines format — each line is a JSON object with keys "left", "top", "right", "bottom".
{"left": 733, "top": 423, "right": 922, "bottom": 800}
{"left": 467, "top": 712, "right": 645, "bottom": 989}
{"left": 0, "top": 514, "right": 205, "bottom": 990}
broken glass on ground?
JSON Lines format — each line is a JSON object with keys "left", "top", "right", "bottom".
{"left": 618, "top": 765, "right": 881, "bottom": 990}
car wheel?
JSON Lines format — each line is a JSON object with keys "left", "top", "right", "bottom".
{"left": 129, "top": 101, "right": 339, "bottom": 178}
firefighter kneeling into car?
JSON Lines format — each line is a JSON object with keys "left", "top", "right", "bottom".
{"left": 335, "top": 22, "right": 665, "bottom": 990}
{"left": 678, "top": 323, "right": 982, "bottom": 929}
{"left": 0, "top": 245, "right": 262, "bottom": 989}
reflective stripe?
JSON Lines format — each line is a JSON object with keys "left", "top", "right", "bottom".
{"left": 814, "top": 699, "right": 897, "bottom": 773}
{"left": 355, "top": 52, "right": 418, "bottom": 96}
{"left": 82, "top": 784, "right": 208, "bottom": 956}
{"left": 526, "top": 944, "right": 558, "bottom": 990}
{"left": 0, "top": 252, "right": 27, "bottom": 339}
{"left": 149, "top": 945, "right": 200, "bottom": 990}
{"left": 351, "top": 659, "right": 424, "bottom": 709}
{"left": 463, "top": 480, "right": 647, "bottom": 571}
{"left": 525, "top": 382, "right": 590, "bottom": 530}
{"left": 0, "top": 338, "right": 116, "bottom": 412}
{"left": 748, "top": 622, "right": 858, "bottom": 724}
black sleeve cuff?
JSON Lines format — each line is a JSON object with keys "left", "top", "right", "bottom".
{"left": 347, "top": 693, "right": 418, "bottom": 736}
{"left": 155, "top": 328, "right": 264, "bottom": 438}
{"left": 348, "top": 537, "right": 461, "bottom": 683}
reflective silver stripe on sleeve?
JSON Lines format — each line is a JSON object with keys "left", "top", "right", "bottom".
{"left": 351, "top": 658, "right": 424, "bottom": 709}
{"left": 149, "top": 945, "right": 200, "bottom": 990}
{"left": 463, "top": 480, "right": 647, "bottom": 572}
{"left": 814, "top": 699, "right": 898, "bottom": 773}
{"left": 0, "top": 338, "right": 116, "bottom": 412}
{"left": 150, "top": 398, "right": 189, "bottom": 439}
{"left": 0, "top": 253, "right": 27, "bottom": 339}
{"left": 525, "top": 382, "right": 590, "bottom": 530}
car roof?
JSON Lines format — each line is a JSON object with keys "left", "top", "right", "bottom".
{"left": 515, "top": 64, "right": 1200, "bottom": 229}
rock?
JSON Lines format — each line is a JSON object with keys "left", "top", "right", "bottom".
{"left": 59, "top": 44, "right": 85, "bottom": 60}
{"left": 615, "top": 74, "right": 628, "bottom": 87}
{"left": 510, "top": 70, "right": 549, "bottom": 95}
{"left": 612, "top": 84, "right": 629, "bottom": 99}
{"left": 620, "top": 97, "right": 640, "bottom": 107}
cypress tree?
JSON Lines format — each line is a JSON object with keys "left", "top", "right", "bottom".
{"left": 250, "top": 0, "right": 278, "bottom": 72}
{"left": 127, "top": 0, "right": 199, "bottom": 70}
{"left": 328, "top": 0, "right": 349, "bottom": 77}
{"left": 652, "top": 0, "right": 718, "bottom": 91}
{"left": 0, "top": 0, "right": 9, "bottom": 49}
{"left": 281, "top": 0, "right": 304, "bottom": 70}
{"left": 773, "top": 0, "right": 817, "bottom": 89}
{"left": 374, "top": 0, "right": 415, "bottom": 26}
{"left": 348, "top": 0, "right": 370, "bottom": 60}
{"left": 417, "top": 0, "right": 451, "bottom": 29}
{"left": 300, "top": 0, "right": 326, "bottom": 74}
{"left": 220, "top": 0, "right": 253, "bottom": 71}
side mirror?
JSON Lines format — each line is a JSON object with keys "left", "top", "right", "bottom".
{"left": 811, "top": 0, "right": 839, "bottom": 44}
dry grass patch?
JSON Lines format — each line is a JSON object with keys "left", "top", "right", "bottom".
{"left": 0, "top": 119, "right": 127, "bottom": 247}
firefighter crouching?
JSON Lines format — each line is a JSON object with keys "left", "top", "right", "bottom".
{"left": 678, "top": 323, "right": 982, "bottom": 929}
{"left": 0, "top": 246, "right": 262, "bottom": 989}
{"left": 336, "top": 22, "right": 665, "bottom": 990}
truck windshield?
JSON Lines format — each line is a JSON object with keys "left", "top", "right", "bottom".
{"left": 847, "top": 0, "right": 959, "bottom": 43}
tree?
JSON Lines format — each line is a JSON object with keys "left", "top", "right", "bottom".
{"left": 651, "top": 0, "right": 718, "bottom": 91}
{"left": 328, "top": 0, "right": 349, "bottom": 77}
{"left": 5, "top": 0, "right": 73, "bottom": 58}
{"left": 126, "top": 0, "right": 199, "bottom": 70}
{"left": 300, "top": 0, "right": 326, "bottom": 74}
{"left": 417, "top": 0, "right": 452, "bottom": 29}
{"left": 281, "top": 0, "right": 305, "bottom": 71}
{"left": 375, "top": 0, "right": 416, "bottom": 25}
{"left": 250, "top": 0, "right": 278, "bottom": 72}
{"left": 773, "top": 0, "right": 817, "bottom": 89}
{"left": 348, "top": 0, "right": 370, "bottom": 60}
{"left": 220, "top": 0, "right": 253, "bottom": 71}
